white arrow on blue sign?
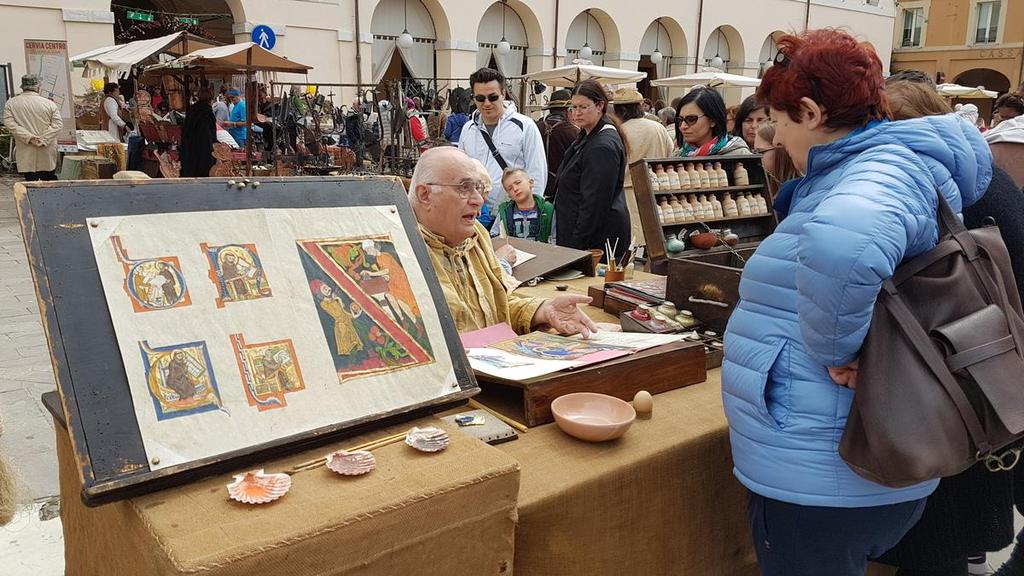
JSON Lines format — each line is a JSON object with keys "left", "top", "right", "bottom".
{"left": 251, "top": 25, "right": 276, "bottom": 50}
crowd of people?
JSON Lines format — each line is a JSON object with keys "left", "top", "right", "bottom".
{"left": 407, "top": 28, "right": 1024, "bottom": 576}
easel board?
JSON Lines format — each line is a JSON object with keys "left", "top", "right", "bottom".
{"left": 15, "top": 176, "right": 477, "bottom": 505}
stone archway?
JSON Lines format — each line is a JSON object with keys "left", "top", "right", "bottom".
{"left": 703, "top": 25, "right": 745, "bottom": 76}
{"left": 369, "top": 0, "right": 441, "bottom": 85}
{"left": 565, "top": 8, "right": 621, "bottom": 67}
{"left": 954, "top": 68, "right": 1012, "bottom": 93}
{"left": 476, "top": 1, "right": 530, "bottom": 77}
{"left": 758, "top": 31, "right": 785, "bottom": 78}
{"left": 639, "top": 17, "right": 687, "bottom": 102}
{"left": 111, "top": 0, "right": 242, "bottom": 44}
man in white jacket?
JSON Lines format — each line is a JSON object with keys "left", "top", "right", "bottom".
{"left": 458, "top": 67, "right": 546, "bottom": 228}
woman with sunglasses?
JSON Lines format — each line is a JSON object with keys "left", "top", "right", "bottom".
{"left": 551, "top": 79, "right": 630, "bottom": 261}
{"left": 722, "top": 29, "right": 992, "bottom": 576}
{"left": 674, "top": 87, "right": 751, "bottom": 156}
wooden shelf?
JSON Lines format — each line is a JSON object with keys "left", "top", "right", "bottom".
{"left": 653, "top": 184, "right": 763, "bottom": 196}
{"left": 659, "top": 213, "right": 773, "bottom": 227}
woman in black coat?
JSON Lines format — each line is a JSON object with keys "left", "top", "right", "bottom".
{"left": 179, "top": 90, "right": 217, "bottom": 177}
{"left": 552, "top": 79, "right": 630, "bottom": 262}
{"left": 877, "top": 78, "right": 1023, "bottom": 576}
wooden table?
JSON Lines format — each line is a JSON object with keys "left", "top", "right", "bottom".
{"left": 476, "top": 272, "right": 759, "bottom": 575}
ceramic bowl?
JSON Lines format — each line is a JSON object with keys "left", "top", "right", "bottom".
{"left": 551, "top": 392, "right": 636, "bottom": 442}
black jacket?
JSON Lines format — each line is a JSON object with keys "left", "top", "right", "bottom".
{"left": 552, "top": 118, "right": 630, "bottom": 260}
{"left": 536, "top": 111, "right": 579, "bottom": 201}
{"left": 877, "top": 166, "right": 1022, "bottom": 572}
{"left": 179, "top": 102, "right": 217, "bottom": 178}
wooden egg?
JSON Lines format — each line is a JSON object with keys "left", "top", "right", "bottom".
{"left": 633, "top": 390, "right": 653, "bottom": 419}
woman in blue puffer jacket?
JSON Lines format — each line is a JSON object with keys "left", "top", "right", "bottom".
{"left": 722, "top": 29, "right": 992, "bottom": 576}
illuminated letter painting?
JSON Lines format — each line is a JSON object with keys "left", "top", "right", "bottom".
{"left": 139, "top": 340, "right": 224, "bottom": 421}
{"left": 231, "top": 334, "right": 305, "bottom": 411}
{"left": 112, "top": 236, "right": 191, "bottom": 313}
{"left": 297, "top": 235, "right": 434, "bottom": 382}
{"left": 202, "top": 243, "right": 272, "bottom": 308}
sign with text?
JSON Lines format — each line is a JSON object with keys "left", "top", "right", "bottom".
{"left": 23, "top": 40, "right": 77, "bottom": 152}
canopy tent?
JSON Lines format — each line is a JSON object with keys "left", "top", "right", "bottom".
{"left": 71, "top": 31, "right": 222, "bottom": 79}
{"left": 652, "top": 69, "right": 761, "bottom": 89}
{"left": 936, "top": 83, "right": 998, "bottom": 99}
{"left": 142, "top": 42, "right": 313, "bottom": 76}
{"left": 524, "top": 62, "right": 647, "bottom": 87}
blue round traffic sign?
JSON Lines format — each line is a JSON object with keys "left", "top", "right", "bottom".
{"left": 251, "top": 25, "right": 276, "bottom": 50}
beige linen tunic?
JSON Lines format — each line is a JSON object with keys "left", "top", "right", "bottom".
{"left": 419, "top": 222, "right": 544, "bottom": 334}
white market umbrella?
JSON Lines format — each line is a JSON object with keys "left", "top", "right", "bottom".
{"left": 524, "top": 61, "right": 647, "bottom": 87}
{"left": 652, "top": 68, "right": 761, "bottom": 89}
{"left": 936, "top": 83, "right": 998, "bottom": 99}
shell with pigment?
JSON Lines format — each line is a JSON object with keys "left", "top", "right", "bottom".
{"left": 226, "top": 469, "right": 292, "bottom": 504}
{"left": 405, "top": 426, "right": 450, "bottom": 453}
{"left": 325, "top": 450, "right": 376, "bottom": 476}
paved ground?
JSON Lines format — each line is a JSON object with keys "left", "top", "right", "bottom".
{"left": 0, "top": 174, "right": 64, "bottom": 575}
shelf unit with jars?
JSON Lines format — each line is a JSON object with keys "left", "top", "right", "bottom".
{"left": 629, "top": 154, "right": 777, "bottom": 270}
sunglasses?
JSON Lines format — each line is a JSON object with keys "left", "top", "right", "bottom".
{"left": 679, "top": 114, "right": 706, "bottom": 127}
{"left": 473, "top": 94, "right": 501, "bottom": 103}
{"left": 773, "top": 52, "right": 825, "bottom": 104}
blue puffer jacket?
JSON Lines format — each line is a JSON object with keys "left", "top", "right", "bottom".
{"left": 723, "top": 115, "right": 992, "bottom": 508}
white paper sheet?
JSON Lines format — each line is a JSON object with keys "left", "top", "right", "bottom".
{"left": 89, "top": 207, "right": 457, "bottom": 470}
{"left": 575, "top": 332, "right": 691, "bottom": 350}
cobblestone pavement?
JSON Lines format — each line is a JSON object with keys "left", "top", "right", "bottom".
{"left": 0, "top": 174, "right": 64, "bottom": 575}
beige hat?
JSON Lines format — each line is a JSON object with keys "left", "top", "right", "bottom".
{"left": 612, "top": 87, "right": 644, "bottom": 104}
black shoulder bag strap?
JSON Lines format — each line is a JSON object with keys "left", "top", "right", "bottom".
{"left": 479, "top": 127, "right": 508, "bottom": 170}
{"left": 478, "top": 117, "right": 522, "bottom": 171}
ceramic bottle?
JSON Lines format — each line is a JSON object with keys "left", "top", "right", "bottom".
{"left": 706, "top": 163, "right": 720, "bottom": 187}
{"left": 699, "top": 194, "right": 714, "bottom": 218}
{"left": 649, "top": 166, "right": 661, "bottom": 191}
{"left": 733, "top": 162, "right": 749, "bottom": 186}
{"left": 722, "top": 192, "right": 739, "bottom": 217}
{"left": 679, "top": 194, "right": 694, "bottom": 221}
{"left": 658, "top": 198, "right": 674, "bottom": 224}
{"left": 687, "top": 194, "right": 703, "bottom": 219}
{"left": 657, "top": 165, "right": 672, "bottom": 189}
{"left": 677, "top": 164, "right": 692, "bottom": 189}
{"left": 710, "top": 193, "right": 724, "bottom": 218}
{"left": 714, "top": 162, "right": 729, "bottom": 186}
{"left": 737, "top": 193, "right": 751, "bottom": 216}
{"left": 668, "top": 196, "right": 684, "bottom": 223}
{"left": 755, "top": 193, "right": 768, "bottom": 215}
{"left": 666, "top": 165, "right": 681, "bottom": 189}
{"left": 687, "top": 164, "right": 701, "bottom": 189}
{"left": 697, "top": 164, "right": 711, "bottom": 188}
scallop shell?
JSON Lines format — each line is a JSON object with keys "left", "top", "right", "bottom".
{"left": 325, "top": 450, "right": 376, "bottom": 476}
{"left": 226, "top": 469, "right": 292, "bottom": 504}
{"left": 405, "top": 426, "right": 450, "bottom": 453}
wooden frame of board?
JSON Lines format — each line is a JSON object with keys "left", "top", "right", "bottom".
{"left": 15, "top": 176, "right": 477, "bottom": 505}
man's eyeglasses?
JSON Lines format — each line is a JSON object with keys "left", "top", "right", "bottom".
{"left": 679, "top": 114, "right": 706, "bottom": 127}
{"left": 473, "top": 94, "right": 501, "bottom": 103}
{"left": 569, "top": 103, "right": 595, "bottom": 112}
{"left": 753, "top": 147, "right": 776, "bottom": 155}
{"left": 427, "top": 180, "right": 487, "bottom": 198}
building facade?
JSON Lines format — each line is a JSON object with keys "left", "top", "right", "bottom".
{"left": 1, "top": 0, "right": 896, "bottom": 105}
{"left": 891, "top": 0, "right": 1023, "bottom": 95}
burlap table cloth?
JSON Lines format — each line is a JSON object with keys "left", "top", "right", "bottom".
{"left": 55, "top": 417, "right": 519, "bottom": 576}
{"left": 498, "top": 372, "right": 760, "bottom": 576}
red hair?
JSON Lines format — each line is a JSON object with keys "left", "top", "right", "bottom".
{"left": 758, "top": 29, "right": 889, "bottom": 129}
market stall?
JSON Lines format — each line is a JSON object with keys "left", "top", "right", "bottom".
{"left": 524, "top": 62, "right": 648, "bottom": 88}
{"left": 46, "top": 272, "right": 760, "bottom": 576}
{"left": 142, "top": 43, "right": 313, "bottom": 175}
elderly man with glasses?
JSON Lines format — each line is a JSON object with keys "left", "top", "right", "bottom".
{"left": 457, "top": 67, "right": 547, "bottom": 229}
{"left": 411, "top": 147, "right": 597, "bottom": 337}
